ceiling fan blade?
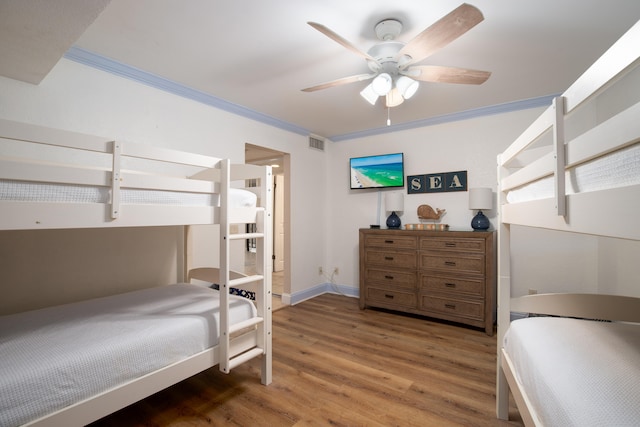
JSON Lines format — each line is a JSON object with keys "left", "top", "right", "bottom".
{"left": 406, "top": 65, "right": 491, "bottom": 85}
{"left": 302, "top": 73, "right": 375, "bottom": 92}
{"left": 398, "top": 3, "right": 484, "bottom": 67}
{"left": 308, "top": 22, "right": 376, "bottom": 62}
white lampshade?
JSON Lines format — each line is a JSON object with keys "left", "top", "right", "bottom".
{"left": 468, "top": 188, "right": 492, "bottom": 210}
{"left": 372, "top": 73, "right": 392, "bottom": 96}
{"left": 396, "top": 76, "right": 419, "bottom": 99}
{"left": 385, "top": 192, "right": 404, "bottom": 212}
{"left": 360, "top": 83, "right": 378, "bottom": 105}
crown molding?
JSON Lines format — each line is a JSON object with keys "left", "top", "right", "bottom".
{"left": 64, "top": 46, "right": 556, "bottom": 142}
{"left": 64, "top": 46, "right": 310, "bottom": 136}
{"left": 329, "top": 95, "right": 558, "bottom": 142}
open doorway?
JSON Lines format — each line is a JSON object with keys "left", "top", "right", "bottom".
{"left": 245, "top": 143, "right": 290, "bottom": 310}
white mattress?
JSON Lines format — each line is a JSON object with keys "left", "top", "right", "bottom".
{"left": 503, "top": 317, "right": 640, "bottom": 426}
{"left": 0, "top": 284, "right": 257, "bottom": 427}
{"left": 506, "top": 142, "right": 640, "bottom": 203}
{"left": 0, "top": 180, "right": 257, "bottom": 208}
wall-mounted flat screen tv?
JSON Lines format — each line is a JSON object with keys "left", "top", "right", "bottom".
{"left": 350, "top": 153, "right": 404, "bottom": 190}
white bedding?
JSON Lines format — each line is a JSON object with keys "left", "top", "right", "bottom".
{"left": 506, "top": 142, "right": 640, "bottom": 203}
{"left": 0, "top": 284, "right": 257, "bottom": 427}
{"left": 503, "top": 317, "right": 640, "bottom": 426}
{"left": 0, "top": 180, "right": 257, "bottom": 208}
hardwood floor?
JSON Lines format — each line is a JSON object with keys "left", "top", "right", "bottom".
{"left": 90, "top": 294, "right": 523, "bottom": 426}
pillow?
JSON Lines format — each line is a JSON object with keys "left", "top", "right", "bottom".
{"left": 209, "top": 283, "right": 256, "bottom": 300}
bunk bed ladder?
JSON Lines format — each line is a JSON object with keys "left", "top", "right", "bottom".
{"left": 218, "top": 160, "right": 273, "bottom": 384}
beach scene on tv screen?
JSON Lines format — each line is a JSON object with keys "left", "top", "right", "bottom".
{"left": 351, "top": 153, "right": 403, "bottom": 188}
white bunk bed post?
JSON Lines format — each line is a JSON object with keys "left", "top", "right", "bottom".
{"left": 255, "top": 167, "right": 273, "bottom": 385}
{"left": 552, "top": 96, "right": 566, "bottom": 217}
{"left": 496, "top": 153, "right": 511, "bottom": 420}
{"left": 110, "top": 140, "right": 122, "bottom": 219}
{"left": 219, "top": 158, "right": 232, "bottom": 375}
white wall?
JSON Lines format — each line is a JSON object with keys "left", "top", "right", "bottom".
{"left": 509, "top": 226, "right": 599, "bottom": 297}
{"left": 0, "top": 227, "right": 182, "bottom": 314}
{"left": 325, "top": 108, "right": 545, "bottom": 293}
{"left": 0, "top": 59, "right": 327, "bottom": 312}
{"left": 597, "top": 236, "right": 640, "bottom": 296}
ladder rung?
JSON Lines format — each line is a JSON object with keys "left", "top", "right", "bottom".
{"left": 229, "top": 232, "right": 264, "bottom": 240}
{"left": 229, "top": 316, "right": 264, "bottom": 335}
{"left": 229, "top": 274, "right": 263, "bottom": 287}
{"left": 228, "top": 347, "right": 264, "bottom": 370}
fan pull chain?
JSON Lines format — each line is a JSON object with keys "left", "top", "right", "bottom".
{"left": 387, "top": 107, "right": 391, "bottom": 126}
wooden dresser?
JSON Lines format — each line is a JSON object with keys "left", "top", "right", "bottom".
{"left": 359, "top": 228, "right": 495, "bottom": 335}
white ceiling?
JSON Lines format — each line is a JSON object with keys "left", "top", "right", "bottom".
{"left": 2, "top": 1, "right": 640, "bottom": 141}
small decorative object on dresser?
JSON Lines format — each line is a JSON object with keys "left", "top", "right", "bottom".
{"left": 417, "top": 204, "right": 446, "bottom": 221}
{"left": 359, "top": 228, "right": 495, "bottom": 335}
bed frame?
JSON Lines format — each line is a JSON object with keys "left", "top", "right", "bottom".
{"left": 496, "top": 20, "right": 640, "bottom": 425}
{"left": 0, "top": 119, "right": 273, "bottom": 426}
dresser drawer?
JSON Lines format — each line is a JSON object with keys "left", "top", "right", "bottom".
{"left": 420, "top": 295, "right": 484, "bottom": 320}
{"left": 420, "top": 237, "right": 485, "bottom": 253}
{"left": 420, "top": 253, "right": 484, "bottom": 275}
{"left": 420, "top": 275, "right": 485, "bottom": 298}
{"left": 365, "top": 268, "right": 417, "bottom": 289}
{"left": 365, "top": 235, "right": 417, "bottom": 250}
{"left": 367, "top": 286, "right": 417, "bottom": 307}
{"left": 365, "top": 249, "right": 417, "bottom": 269}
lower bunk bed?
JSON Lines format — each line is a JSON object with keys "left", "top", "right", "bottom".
{"left": 0, "top": 284, "right": 260, "bottom": 427}
{"left": 500, "top": 294, "right": 640, "bottom": 426}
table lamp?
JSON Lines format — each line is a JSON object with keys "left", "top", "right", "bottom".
{"left": 385, "top": 192, "right": 403, "bottom": 229}
{"left": 469, "top": 188, "right": 492, "bottom": 230}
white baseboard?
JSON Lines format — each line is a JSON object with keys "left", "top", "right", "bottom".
{"left": 289, "top": 283, "right": 358, "bottom": 305}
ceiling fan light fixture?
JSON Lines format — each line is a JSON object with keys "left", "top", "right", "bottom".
{"left": 371, "top": 73, "right": 392, "bottom": 96}
{"left": 360, "top": 83, "right": 378, "bottom": 105}
{"left": 396, "top": 76, "right": 419, "bottom": 99}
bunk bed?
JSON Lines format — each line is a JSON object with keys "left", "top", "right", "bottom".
{"left": 0, "top": 119, "right": 273, "bottom": 426}
{"left": 495, "top": 20, "right": 640, "bottom": 426}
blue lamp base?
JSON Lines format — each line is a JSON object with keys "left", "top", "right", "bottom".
{"left": 386, "top": 211, "right": 401, "bottom": 229}
{"left": 471, "top": 210, "right": 490, "bottom": 230}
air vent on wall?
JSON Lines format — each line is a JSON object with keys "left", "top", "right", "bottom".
{"left": 309, "top": 134, "right": 325, "bottom": 151}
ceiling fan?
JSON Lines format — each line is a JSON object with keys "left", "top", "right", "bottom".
{"left": 302, "top": 3, "right": 491, "bottom": 108}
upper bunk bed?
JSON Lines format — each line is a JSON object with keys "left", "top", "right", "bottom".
{"left": 0, "top": 118, "right": 266, "bottom": 229}
{"left": 0, "top": 119, "right": 273, "bottom": 426}
{"left": 495, "top": 19, "right": 640, "bottom": 426}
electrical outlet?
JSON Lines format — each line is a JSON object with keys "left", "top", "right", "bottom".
{"left": 318, "top": 266, "right": 323, "bottom": 275}
{"left": 333, "top": 267, "right": 339, "bottom": 275}
{"left": 528, "top": 289, "right": 538, "bottom": 295}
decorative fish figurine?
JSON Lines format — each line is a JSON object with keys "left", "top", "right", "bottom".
{"left": 417, "top": 204, "right": 446, "bottom": 220}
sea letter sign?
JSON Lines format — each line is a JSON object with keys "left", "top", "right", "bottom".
{"left": 407, "top": 170, "right": 467, "bottom": 194}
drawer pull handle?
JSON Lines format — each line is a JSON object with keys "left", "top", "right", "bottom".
{"left": 445, "top": 303, "right": 456, "bottom": 310}
{"left": 445, "top": 283, "right": 456, "bottom": 288}
{"left": 385, "top": 240, "right": 394, "bottom": 244}
{"left": 385, "top": 294, "right": 394, "bottom": 299}
{"left": 385, "top": 275, "right": 394, "bottom": 280}
{"left": 385, "top": 256, "right": 394, "bottom": 261}
{"left": 445, "top": 242, "right": 456, "bottom": 247}
{"left": 444, "top": 261, "right": 457, "bottom": 266}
